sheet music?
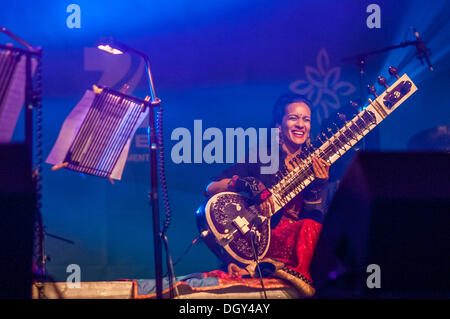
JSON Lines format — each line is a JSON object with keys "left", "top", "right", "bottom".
{"left": 0, "top": 54, "right": 37, "bottom": 142}
{"left": 46, "top": 90, "right": 96, "bottom": 165}
{"left": 46, "top": 89, "right": 148, "bottom": 180}
{"left": 110, "top": 107, "right": 148, "bottom": 180}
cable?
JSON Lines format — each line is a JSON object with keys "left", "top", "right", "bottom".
{"left": 31, "top": 53, "right": 46, "bottom": 279}
{"left": 156, "top": 104, "right": 171, "bottom": 233}
{"left": 250, "top": 228, "right": 267, "bottom": 299}
{"left": 160, "top": 234, "right": 202, "bottom": 299}
{"left": 154, "top": 102, "right": 178, "bottom": 298}
{"left": 162, "top": 233, "right": 179, "bottom": 299}
{"left": 163, "top": 234, "right": 202, "bottom": 277}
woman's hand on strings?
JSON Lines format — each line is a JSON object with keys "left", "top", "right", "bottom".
{"left": 311, "top": 157, "right": 330, "bottom": 180}
{"left": 259, "top": 195, "right": 274, "bottom": 217}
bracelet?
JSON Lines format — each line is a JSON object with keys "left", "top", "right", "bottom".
{"left": 228, "top": 175, "right": 239, "bottom": 191}
{"left": 260, "top": 189, "right": 271, "bottom": 201}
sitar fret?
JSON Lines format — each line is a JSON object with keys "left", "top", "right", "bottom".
{"left": 271, "top": 109, "right": 378, "bottom": 206}
{"left": 269, "top": 73, "right": 416, "bottom": 214}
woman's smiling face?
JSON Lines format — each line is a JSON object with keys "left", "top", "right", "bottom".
{"left": 280, "top": 102, "right": 311, "bottom": 149}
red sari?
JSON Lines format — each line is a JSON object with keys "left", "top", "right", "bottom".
{"left": 265, "top": 193, "right": 323, "bottom": 297}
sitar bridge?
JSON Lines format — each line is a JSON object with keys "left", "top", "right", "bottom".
{"left": 233, "top": 216, "right": 250, "bottom": 235}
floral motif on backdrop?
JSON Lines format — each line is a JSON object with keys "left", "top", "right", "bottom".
{"left": 289, "top": 48, "right": 356, "bottom": 126}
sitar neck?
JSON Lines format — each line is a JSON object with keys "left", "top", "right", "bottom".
{"left": 268, "top": 73, "right": 417, "bottom": 214}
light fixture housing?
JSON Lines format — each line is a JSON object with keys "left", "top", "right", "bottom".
{"left": 96, "top": 37, "right": 158, "bottom": 103}
{"left": 97, "top": 44, "right": 123, "bottom": 55}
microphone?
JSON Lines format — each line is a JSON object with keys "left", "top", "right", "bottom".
{"left": 413, "top": 28, "right": 434, "bottom": 71}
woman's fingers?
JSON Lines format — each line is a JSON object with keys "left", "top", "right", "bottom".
{"left": 259, "top": 201, "right": 269, "bottom": 217}
{"left": 312, "top": 157, "right": 322, "bottom": 176}
{"left": 269, "top": 196, "right": 274, "bottom": 215}
{"left": 312, "top": 157, "right": 330, "bottom": 179}
{"left": 259, "top": 196, "right": 274, "bottom": 217}
{"left": 264, "top": 197, "right": 274, "bottom": 216}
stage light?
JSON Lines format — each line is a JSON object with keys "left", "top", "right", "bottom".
{"left": 97, "top": 44, "right": 123, "bottom": 55}
{"left": 96, "top": 38, "right": 158, "bottom": 102}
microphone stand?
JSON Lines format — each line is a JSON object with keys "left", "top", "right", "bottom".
{"left": 147, "top": 97, "right": 164, "bottom": 300}
{"left": 341, "top": 40, "right": 419, "bottom": 65}
{"left": 134, "top": 50, "right": 165, "bottom": 300}
{"left": 1, "top": 27, "right": 44, "bottom": 289}
{"left": 341, "top": 39, "right": 424, "bottom": 150}
{"left": 98, "top": 39, "right": 164, "bottom": 298}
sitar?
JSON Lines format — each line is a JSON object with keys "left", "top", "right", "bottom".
{"left": 196, "top": 67, "right": 418, "bottom": 270}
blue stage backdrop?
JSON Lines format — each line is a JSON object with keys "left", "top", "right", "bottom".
{"left": 1, "top": 0, "right": 449, "bottom": 282}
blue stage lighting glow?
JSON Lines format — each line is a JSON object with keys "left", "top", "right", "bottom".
{"left": 378, "top": 0, "right": 450, "bottom": 84}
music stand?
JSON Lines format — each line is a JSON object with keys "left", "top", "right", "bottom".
{"left": 52, "top": 85, "right": 152, "bottom": 179}
{"left": 48, "top": 38, "right": 166, "bottom": 299}
{"left": 97, "top": 38, "right": 166, "bottom": 299}
{"left": 0, "top": 27, "right": 43, "bottom": 298}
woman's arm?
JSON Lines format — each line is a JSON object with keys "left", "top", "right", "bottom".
{"left": 205, "top": 178, "right": 232, "bottom": 197}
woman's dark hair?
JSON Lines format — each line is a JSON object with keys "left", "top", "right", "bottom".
{"left": 270, "top": 93, "right": 313, "bottom": 128}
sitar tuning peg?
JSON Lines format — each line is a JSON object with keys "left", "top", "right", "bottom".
{"left": 337, "top": 112, "right": 347, "bottom": 122}
{"left": 388, "top": 66, "right": 400, "bottom": 79}
{"left": 317, "top": 135, "right": 325, "bottom": 144}
{"left": 367, "top": 84, "right": 378, "bottom": 97}
{"left": 332, "top": 122, "right": 340, "bottom": 131}
{"left": 377, "top": 76, "right": 388, "bottom": 89}
{"left": 349, "top": 100, "right": 359, "bottom": 109}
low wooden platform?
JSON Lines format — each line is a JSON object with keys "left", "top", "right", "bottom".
{"left": 32, "top": 281, "right": 134, "bottom": 299}
{"left": 31, "top": 281, "right": 299, "bottom": 299}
